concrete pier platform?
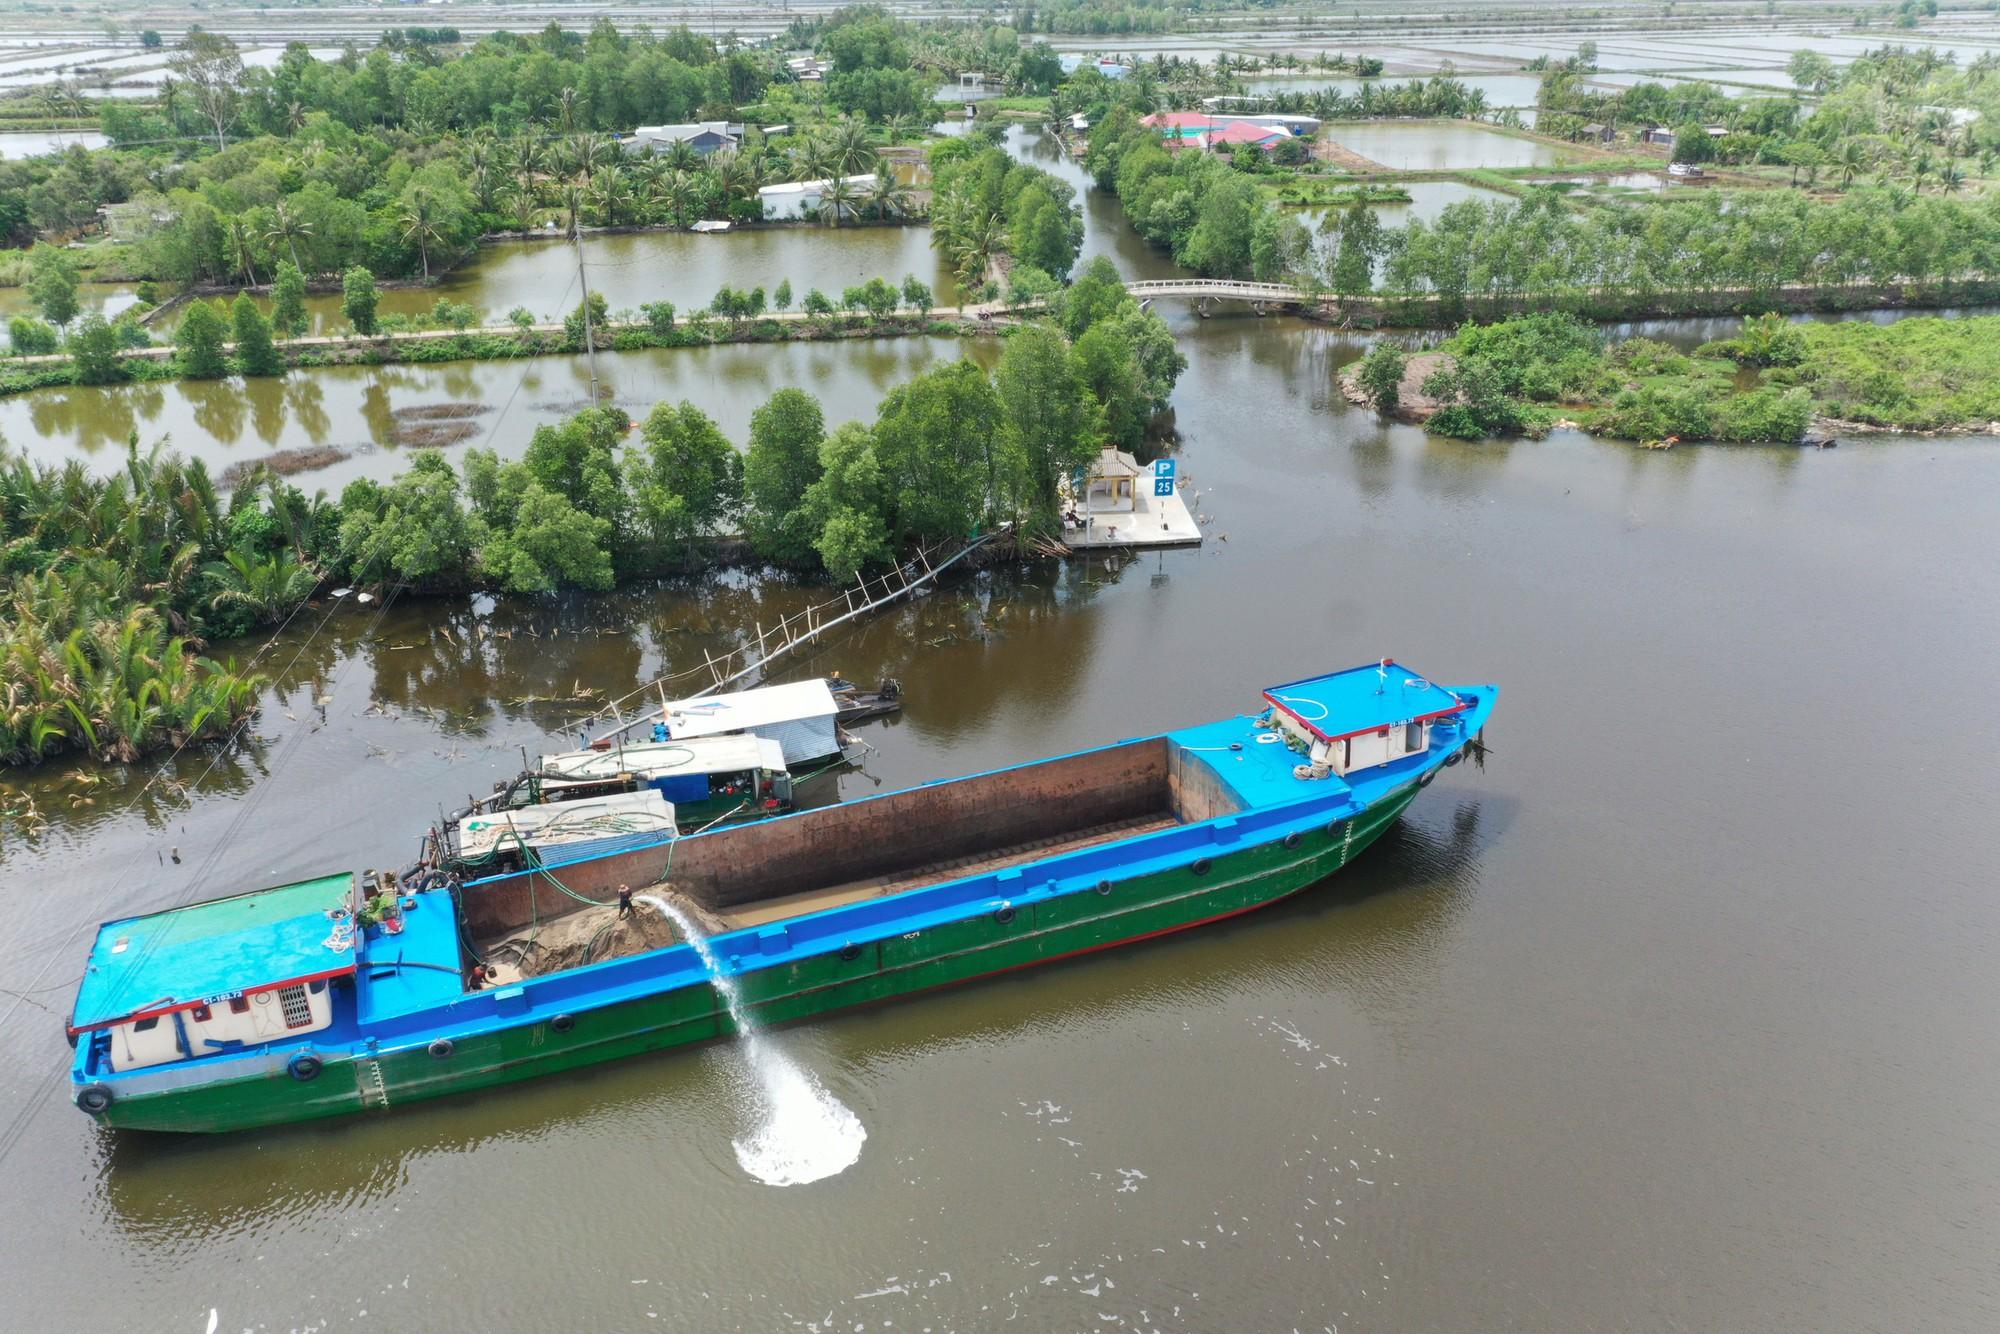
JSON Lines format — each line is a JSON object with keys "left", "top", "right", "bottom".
{"left": 1062, "top": 484, "right": 1203, "bottom": 550}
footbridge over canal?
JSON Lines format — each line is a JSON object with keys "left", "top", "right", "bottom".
{"left": 1093, "top": 279, "right": 1326, "bottom": 317}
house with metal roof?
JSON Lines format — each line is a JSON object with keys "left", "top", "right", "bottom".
{"left": 621, "top": 122, "right": 742, "bottom": 157}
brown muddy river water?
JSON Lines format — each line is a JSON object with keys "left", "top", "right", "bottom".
{"left": 3, "top": 135, "right": 1999, "bottom": 1332}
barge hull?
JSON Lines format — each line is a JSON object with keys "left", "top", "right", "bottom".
{"left": 94, "top": 783, "right": 1418, "bottom": 1133}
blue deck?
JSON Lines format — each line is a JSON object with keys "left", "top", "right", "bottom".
{"left": 355, "top": 892, "right": 465, "bottom": 1024}
{"left": 1264, "top": 660, "right": 1467, "bottom": 742}
{"left": 72, "top": 873, "right": 356, "bottom": 1030}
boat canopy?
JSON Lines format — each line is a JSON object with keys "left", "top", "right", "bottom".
{"left": 454, "top": 790, "right": 676, "bottom": 862}
{"left": 1262, "top": 661, "right": 1468, "bottom": 745}
{"left": 70, "top": 872, "right": 357, "bottom": 1033}
{"left": 660, "top": 679, "right": 841, "bottom": 764}
{"left": 539, "top": 733, "right": 786, "bottom": 783}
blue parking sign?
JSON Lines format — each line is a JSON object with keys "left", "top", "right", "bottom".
{"left": 1153, "top": 458, "right": 1176, "bottom": 496}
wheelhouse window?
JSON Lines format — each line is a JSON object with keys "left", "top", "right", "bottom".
{"left": 1405, "top": 721, "right": 1424, "bottom": 752}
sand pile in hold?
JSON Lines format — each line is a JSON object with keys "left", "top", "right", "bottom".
{"left": 484, "top": 902, "right": 682, "bottom": 978}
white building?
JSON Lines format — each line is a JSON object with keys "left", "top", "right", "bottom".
{"left": 756, "top": 173, "right": 879, "bottom": 222}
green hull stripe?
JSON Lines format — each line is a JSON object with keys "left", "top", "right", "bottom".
{"left": 98, "top": 785, "right": 1418, "bottom": 1132}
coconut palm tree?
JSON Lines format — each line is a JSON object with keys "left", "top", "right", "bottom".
{"left": 795, "top": 132, "right": 836, "bottom": 183}
{"left": 284, "top": 99, "right": 307, "bottom": 135}
{"left": 661, "top": 138, "right": 702, "bottom": 174}
{"left": 865, "top": 172, "right": 914, "bottom": 221}
{"left": 830, "top": 117, "right": 877, "bottom": 176}
{"left": 957, "top": 211, "right": 1008, "bottom": 285}
{"left": 630, "top": 155, "right": 670, "bottom": 219}
{"left": 507, "top": 184, "right": 539, "bottom": 233}
{"left": 225, "top": 217, "right": 261, "bottom": 287}
{"left": 711, "top": 150, "right": 758, "bottom": 209}
{"left": 819, "top": 172, "right": 859, "bottom": 227}
{"left": 265, "top": 202, "right": 312, "bottom": 270}
{"left": 572, "top": 133, "right": 609, "bottom": 183}
{"left": 556, "top": 86, "right": 581, "bottom": 135}
{"left": 1835, "top": 139, "right": 1869, "bottom": 187}
{"left": 660, "top": 169, "right": 698, "bottom": 229}
{"left": 400, "top": 192, "right": 445, "bottom": 281}
{"left": 589, "top": 166, "right": 632, "bottom": 226}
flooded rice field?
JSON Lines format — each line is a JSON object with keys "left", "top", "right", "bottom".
{"left": 1322, "top": 120, "right": 1583, "bottom": 171}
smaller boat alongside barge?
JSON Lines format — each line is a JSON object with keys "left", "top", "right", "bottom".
{"left": 67, "top": 661, "right": 1495, "bottom": 1133}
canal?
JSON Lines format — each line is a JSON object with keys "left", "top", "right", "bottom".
{"left": 3, "top": 298, "right": 2000, "bottom": 1328}
{"left": 1, "top": 132, "right": 1998, "bottom": 1331}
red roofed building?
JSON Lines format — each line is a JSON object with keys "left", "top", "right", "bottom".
{"left": 1140, "top": 111, "right": 1293, "bottom": 154}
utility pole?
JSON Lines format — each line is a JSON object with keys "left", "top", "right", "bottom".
{"left": 572, "top": 221, "right": 600, "bottom": 402}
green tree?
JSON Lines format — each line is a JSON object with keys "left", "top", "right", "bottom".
{"left": 564, "top": 291, "right": 608, "bottom": 348}
{"left": 341, "top": 266, "right": 380, "bottom": 336}
{"left": 175, "top": 299, "right": 229, "bottom": 379}
{"left": 871, "top": 359, "right": 1003, "bottom": 543}
{"left": 1054, "top": 256, "right": 1132, "bottom": 337}
{"left": 743, "top": 388, "right": 827, "bottom": 562}
{"left": 1330, "top": 205, "right": 1383, "bottom": 301}
{"left": 1357, "top": 342, "right": 1406, "bottom": 412}
{"left": 802, "top": 287, "right": 836, "bottom": 320}
{"left": 475, "top": 480, "right": 615, "bottom": 593}
{"left": 801, "top": 422, "right": 892, "bottom": 581}
{"left": 1177, "top": 170, "right": 1260, "bottom": 277}
{"left": 994, "top": 324, "right": 1103, "bottom": 526}
{"left": 335, "top": 453, "right": 473, "bottom": 584}
{"left": 230, "top": 293, "right": 282, "bottom": 376}
{"left": 772, "top": 278, "right": 794, "bottom": 313}
{"left": 900, "top": 274, "right": 933, "bottom": 317}
{"left": 1070, "top": 320, "right": 1151, "bottom": 449}
{"left": 8, "top": 316, "right": 59, "bottom": 356}
{"left": 521, "top": 405, "right": 627, "bottom": 527}
{"left": 27, "top": 245, "right": 80, "bottom": 331}
{"left": 68, "top": 314, "right": 125, "bottom": 385}
{"left": 1005, "top": 265, "right": 1058, "bottom": 310}
{"left": 270, "top": 261, "right": 309, "bottom": 339}
{"left": 626, "top": 401, "right": 742, "bottom": 563}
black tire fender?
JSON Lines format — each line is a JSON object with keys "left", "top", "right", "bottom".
{"left": 1190, "top": 857, "right": 1213, "bottom": 876}
{"left": 1095, "top": 879, "right": 1114, "bottom": 896}
{"left": 1281, "top": 832, "right": 1302, "bottom": 850}
{"left": 994, "top": 905, "right": 1017, "bottom": 925}
{"left": 428, "top": 1038, "right": 454, "bottom": 1060}
{"left": 287, "top": 1052, "right": 323, "bottom": 1082}
{"left": 839, "top": 941, "right": 863, "bottom": 962}
{"left": 76, "top": 1084, "right": 113, "bottom": 1115}
{"left": 550, "top": 1013, "right": 577, "bottom": 1035}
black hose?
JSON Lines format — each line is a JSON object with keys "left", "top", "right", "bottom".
{"left": 367, "top": 958, "right": 467, "bottom": 977}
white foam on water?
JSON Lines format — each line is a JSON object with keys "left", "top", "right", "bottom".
{"left": 638, "top": 895, "right": 866, "bottom": 1186}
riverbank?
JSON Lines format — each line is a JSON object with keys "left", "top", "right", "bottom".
{"left": 0, "top": 275, "right": 1178, "bottom": 769}
{"left": 0, "top": 305, "right": 1012, "bottom": 400}
{"left": 1339, "top": 312, "right": 2000, "bottom": 442}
